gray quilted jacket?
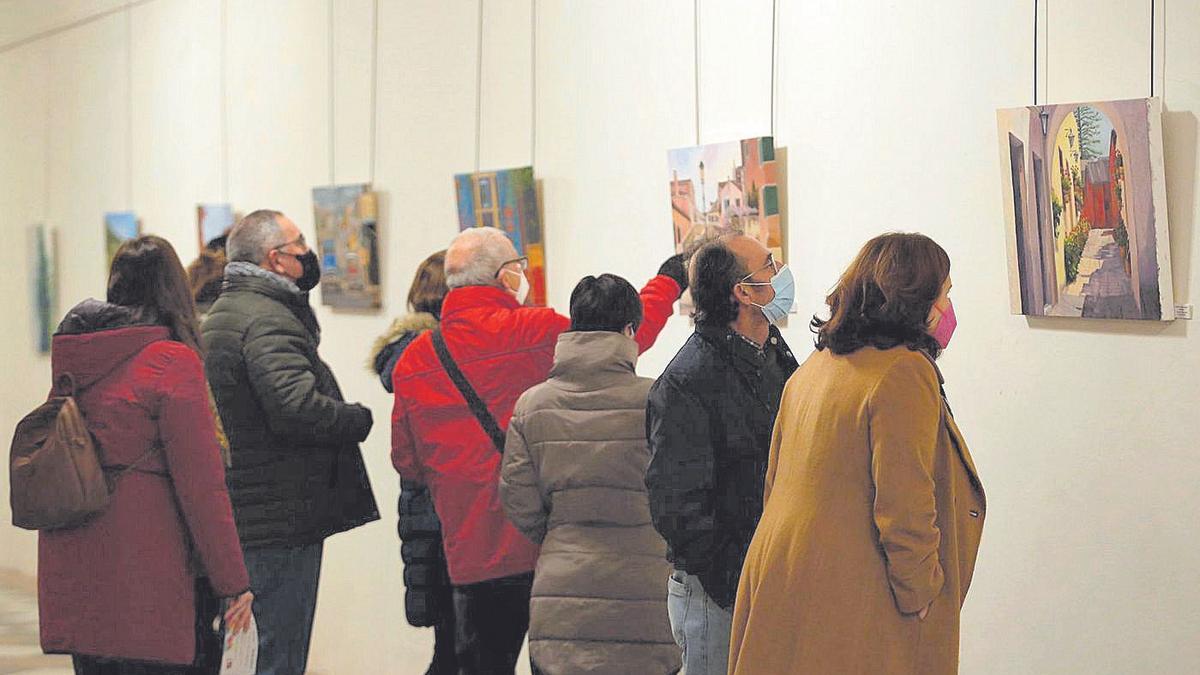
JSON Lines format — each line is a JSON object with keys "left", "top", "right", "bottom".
{"left": 500, "top": 331, "right": 679, "bottom": 675}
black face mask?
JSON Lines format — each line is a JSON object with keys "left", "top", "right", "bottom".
{"left": 292, "top": 250, "right": 322, "bottom": 291}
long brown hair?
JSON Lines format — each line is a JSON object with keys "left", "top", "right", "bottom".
{"left": 811, "top": 233, "right": 949, "bottom": 357}
{"left": 408, "top": 250, "right": 449, "bottom": 317}
{"left": 108, "top": 235, "right": 204, "bottom": 355}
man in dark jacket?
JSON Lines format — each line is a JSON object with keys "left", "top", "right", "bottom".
{"left": 204, "top": 209, "right": 379, "bottom": 675}
{"left": 392, "top": 227, "right": 686, "bottom": 674}
{"left": 645, "top": 234, "right": 799, "bottom": 675}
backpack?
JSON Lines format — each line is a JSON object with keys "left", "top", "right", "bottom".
{"left": 9, "top": 368, "right": 157, "bottom": 531}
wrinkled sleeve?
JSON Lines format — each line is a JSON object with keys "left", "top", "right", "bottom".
{"left": 155, "top": 348, "right": 249, "bottom": 598}
{"left": 499, "top": 409, "right": 548, "bottom": 544}
{"left": 632, "top": 275, "right": 682, "bottom": 354}
{"left": 645, "top": 376, "right": 715, "bottom": 571}
{"left": 243, "top": 321, "right": 372, "bottom": 445}
{"left": 869, "top": 353, "right": 945, "bottom": 614}
{"left": 390, "top": 380, "right": 423, "bottom": 482}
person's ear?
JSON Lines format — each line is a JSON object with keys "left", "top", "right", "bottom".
{"left": 731, "top": 281, "right": 753, "bottom": 306}
{"left": 497, "top": 267, "right": 514, "bottom": 291}
{"left": 623, "top": 323, "right": 635, "bottom": 338}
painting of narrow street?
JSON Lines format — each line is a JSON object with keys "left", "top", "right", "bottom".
{"left": 667, "top": 137, "right": 785, "bottom": 316}
{"left": 996, "top": 98, "right": 1173, "bottom": 321}
{"left": 312, "top": 184, "right": 382, "bottom": 309}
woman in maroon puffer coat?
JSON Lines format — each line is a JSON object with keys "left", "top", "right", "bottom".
{"left": 38, "top": 235, "right": 254, "bottom": 674}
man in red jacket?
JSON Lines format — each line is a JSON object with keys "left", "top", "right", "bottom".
{"left": 391, "top": 226, "right": 685, "bottom": 673}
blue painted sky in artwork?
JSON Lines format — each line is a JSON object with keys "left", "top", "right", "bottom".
{"left": 105, "top": 212, "right": 138, "bottom": 239}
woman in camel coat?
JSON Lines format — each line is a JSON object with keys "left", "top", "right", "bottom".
{"left": 729, "top": 233, "right": 986, "bottom": 675}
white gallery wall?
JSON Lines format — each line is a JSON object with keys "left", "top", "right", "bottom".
{"left": 1, "top": 1, "right": 1198, "bottom": 673}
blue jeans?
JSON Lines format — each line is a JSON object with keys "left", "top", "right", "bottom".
{"left": 243, "top": 542, "right": 324, "bottom": 675}
{"left": 666, "top": 571, "right": 733, "bottom": 675}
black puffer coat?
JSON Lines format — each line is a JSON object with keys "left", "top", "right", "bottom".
{"left": 370, "top": 312, "right": 451, "bottom": 628}
{"left": 203, "top": 271, "right": 379, "bottom": 549}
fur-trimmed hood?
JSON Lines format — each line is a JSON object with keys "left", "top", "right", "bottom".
{"left": 368, "top": 312, "right": 441, "bottom": 393}
{"left": 368, "top": 312, "right": 439, "bottom": 370}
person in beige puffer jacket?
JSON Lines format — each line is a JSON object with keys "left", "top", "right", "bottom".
{"left": 499, "top": 273, "right": 681, "bottom": 675}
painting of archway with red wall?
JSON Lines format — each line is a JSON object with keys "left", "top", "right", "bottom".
{"left": 996, "top": 98, "right": 1173, "bottom": 321}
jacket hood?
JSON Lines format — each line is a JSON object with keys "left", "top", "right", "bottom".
{"left": 367, "top": 312, "right": 439, "bottom": 371}
{"left": 51, "top": 299, "right": 171, "bottom": 392}
{"left": 548, "top": 331, "right": 638, "bottom": 390}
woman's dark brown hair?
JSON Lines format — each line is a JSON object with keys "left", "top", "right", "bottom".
{"left": 108, "top": 235, "right": 204, "bottom": 355}
{"left": 409, "top": 250, "right": 449, "bottom": 318}
{"left": 811, "top": 232, "right": 950, "bottom": 357}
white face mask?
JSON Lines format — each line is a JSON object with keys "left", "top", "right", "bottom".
{"left": 503, "top": 268, "right": 530, "bottom": 305}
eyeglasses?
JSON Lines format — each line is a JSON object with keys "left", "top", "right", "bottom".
{"left": 494, "top": 256, "right": 529, "bottom": 277}
{"left": 739, "top": 254, "right": 781, "bottom": 286}
{"left": 273, "top": 235, "right": 308, "bottom": 252}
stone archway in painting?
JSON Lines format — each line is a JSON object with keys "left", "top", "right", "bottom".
{"left": 1043, "top": 103, "right": 1143, "bottom": 317}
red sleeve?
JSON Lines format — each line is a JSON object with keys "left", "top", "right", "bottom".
{"left": 390, "top": 343, "right": 424, "bottom": 481}
{"left": 512, "top": 307, "right": 570, "bottom": 351}
{"left": 632, "top": 274, "right": 682, "bottom": 354}
{"left": 155, "top": 346, "right": 249, "bottom": 598}
{"left": 391, "top": 381, "right": 421, "bottom": 481}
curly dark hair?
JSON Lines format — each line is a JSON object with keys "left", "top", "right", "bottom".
{"left": 186, "top": 249, "right": 227, "bottom": 311}
{"left": 569, "top": 273, "right": 642, "bottom": 333}
{"left": 812, "top": 232, "right": 949, "bottom": 357}
{"left": 690, "top": 238, "right": 747, "bottom": 327}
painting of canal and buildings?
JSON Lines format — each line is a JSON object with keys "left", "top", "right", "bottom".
{"left": 312, "top": 184, "right": 382, "bottom": 310}
{"left": 668, "top": 136, "right": 785, "bottom": 316}
{"left": 996, "top": 98, "right": 1173, "bottom": 321}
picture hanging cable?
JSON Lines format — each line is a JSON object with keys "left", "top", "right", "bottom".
{"left": 328, "top": 0, "right": 336, "bottom": 184}
{"left": 369, "top": 0, "right": 380, "bottom": 184}
{"left": 1032, "top": 0, "right": 1038, "bottom": 105}
{"left": 125, "top": 5, "right": 133, "bottom": 209}
{"left": 694, "top": 0, "right": 701, "bottom": 145}
{"left": 219, "top": 0, "right": 229, "bottom": 202}
{"left": 530, "top": 0, "right": 537, "bottom": 165}
{"left": 474, "top": 0, "right": 484, "bottom": 173}
{"left": 1149, "top": 0, "right": 1155, "bottom": 98}
{"left": 770, "top": 0, "right": 778, "bottom": 137}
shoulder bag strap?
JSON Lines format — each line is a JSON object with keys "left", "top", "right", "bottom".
{"left": 430, "top": 329, "right": 507, "bottom": 453}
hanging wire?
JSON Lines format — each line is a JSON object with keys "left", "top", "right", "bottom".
{"left": 770, "top": 0, "right": 778, "bottom": 136}
{"left": 1150, "top": 0, "right": 1155, "bottom": 98}
{"left": 219, "top": 0, "right": 229, "bottom": 202}
{"left": 125, "top": 5, "right": 133, "bottom": 209}
{"left": 369, "top": 0, "right": 380, "bottom": 184}
{"left": 474, "top": 0, "right": 484, "bottom": 172}
{"left": 1033, "top": 0, "right": 1039, "bottom": 105}
{"left": 694, "top": 0, "right": 701, "bottom": 145}
{"left": 530, "top": 0, "right": 537, "bottom": 165}
{"left": 327, "top": 0, "right": 335, "bottom": 185}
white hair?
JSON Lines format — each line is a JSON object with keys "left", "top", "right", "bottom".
{"left": 445, "top": 227, "right": 516, "bottom": 289}
{"left": 226, "top": 210, "right": 286, "bottom": 264}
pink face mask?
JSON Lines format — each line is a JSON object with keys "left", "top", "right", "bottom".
{"left": 930, "top": 299, "right": 957, "bottom": 350}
